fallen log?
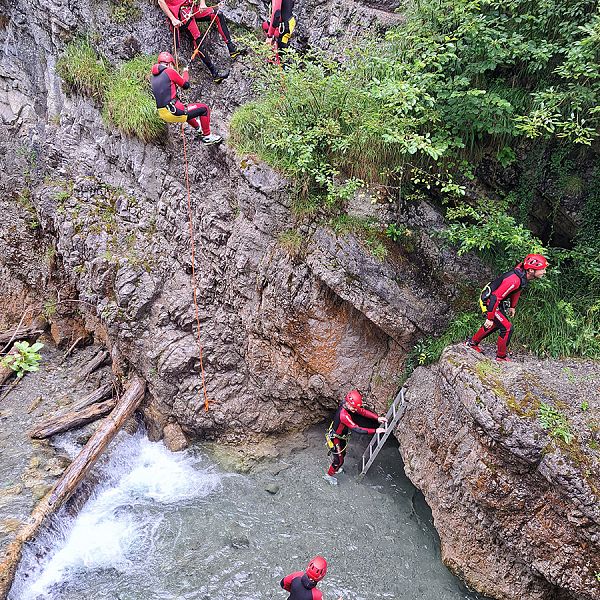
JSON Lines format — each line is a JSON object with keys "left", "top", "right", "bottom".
{"left": 29, "top": 397, "right": 117, "bottom": 439}
{"left": 74, "top": 350, "right": 110, "bottom": 383}
{"left": 0, "top": 375, "right": 145, "bottom": 600}
{"left": 0, "top": 327, "right": 44, "bottom": 345}
{"left": 69, "top": 381, "right": 114, "bottom": 412}
{"left": 0, "top": 346, "right": 19, "bottom": 387}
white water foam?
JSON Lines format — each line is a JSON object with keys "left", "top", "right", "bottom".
{"left": 10, "top": 432, "right": 222, "bottom": 600}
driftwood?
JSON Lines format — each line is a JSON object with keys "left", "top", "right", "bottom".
{"left": 69, "top": 382, "right": 114, "bottom": 412}
{"left": 29, "top": 397, "right": 117, "bottom": 439}
{"left": 0, "top": 326, "right": 44, "bottom": 345}
{"left": 0, "top": 375, "right": 146, "bottom": 600}
{"left": 74, "top": 350, "right": 110, "bottom": 383}
{"left": 0, "top": 346, "right": 19, "bottom": 387}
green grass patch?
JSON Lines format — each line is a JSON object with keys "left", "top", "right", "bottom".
{"left": 56, "top": 39, "right": 109, "bottom": 101}
{"left": 103, "top": 55, "right": 165, "bottom": 142}
{"left": 278, "top": 229, "right": 305, "bottom": 256}
{"left": 539, "top": 402, "right": 574, "bottom": 445}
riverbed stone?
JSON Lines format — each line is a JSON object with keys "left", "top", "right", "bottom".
{"left": 163, "top": 423, "right": 188, "bottom": 452}
{"left": 264, "top": 483, "right": 279, "bottom": 495}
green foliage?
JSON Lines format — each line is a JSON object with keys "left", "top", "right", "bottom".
{"left": 56, "top": 39, "right": 109, "bottom": 101}
{"left": 403, "top": 312, "right": 482, "bottom": 377}
{"left": 278, "top": 229, "right": 305, "bottom": 256}
{"left": 1, "top": 341, "right": 44, "bottom": 378}
{"left": 581, "top": 401, "right": 589, "bottom": 411}
{"left": 538, "top": 402, "right": 574, "bottom": 444}
{"left": 232, "top": 0, "right": 600, "bottom": 207}
{"left": 329, "top": 214, "right": 388, "bottom": 261}
{"left": 110, "top": 0, "right": 141, "bottom": 24}
{"left": 444, "top": 200, "right": 545, "bottom": 268}
{"left": 103, "top": 55, "right": 165, "bottom": 142}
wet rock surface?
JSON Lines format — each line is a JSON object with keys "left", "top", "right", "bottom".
{"left": 0, "top": 0, "right": 481, "bottom": 441}
{"left": 396, "top": 345, "right": 600, "bottom": 600}
{"left": 0, "top": 342, "right": 113, "bottom": 558}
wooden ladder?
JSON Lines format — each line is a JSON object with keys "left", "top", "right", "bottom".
{"left": 359, "top": 387, "right": 407, "bottom": 477}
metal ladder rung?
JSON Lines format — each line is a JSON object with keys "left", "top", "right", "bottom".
{"left": 358, "top": 387, "right": 407, "bottom": 477}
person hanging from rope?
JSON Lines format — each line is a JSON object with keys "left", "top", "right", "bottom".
{"left": 280, "top": 556, "right": 343, "bottom": 600}
{"left": 158, "top": 0, "right": 245, "bottom": 83}
{"left": 324, "top": 389, "right": 387, "bottom": 486}
{"left": 466, "top": 253, "right": 548, "bottom": 361}
{"left": 262, "top": 0, "right": 296, "bottom": 59}
{"left": 151, "top": 52, "right": 222, "bottom": 145}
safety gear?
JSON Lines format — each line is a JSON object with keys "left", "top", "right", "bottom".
{"left": 200, "top": 133, "right": 223, "bottom": 145}
{"left": 306, "top": 556, "right": 327, "bottom": 581}
{"left": 523, "top": 254, "right": 548, "bottom": 270}
{"left": 157, "top": 51, "right": 175, "bottom": 65}
{"left": 344, "top": 389, "right": 363, "bottom": 410}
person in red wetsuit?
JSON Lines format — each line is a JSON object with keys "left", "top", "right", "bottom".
{"left": 158, "top": 0, "right": 245, "bottom": 83}
{"left": 150, "top": 52, "right": 222, "bottom": 145}
{"left": 280, "top": 556, "right": 342, "bottom": 600}
{"left": 262, "top": 0, "right": 296, "bottom": 58}
{"left": 324, "top": 389, "right": 387, "bottom": 485}
{"left": 467, "top": 253, "right": 548, "bottom": 361}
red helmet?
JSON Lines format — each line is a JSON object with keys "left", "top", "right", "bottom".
{"left": 344, "top": 389, "right": 363, "bottom": 410}
{"left": 157, "top": 51, "right": 175, "bottom": 65}
{"left": 523, "top": 254, "right": 548, "bottom": 270}
{"left": 306, "top": 556, "right": 327, "bottom": 582}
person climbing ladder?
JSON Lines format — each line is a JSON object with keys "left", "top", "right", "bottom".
{"left": 324, "top": 390, "right": 387, "bottom": 485}
{"left": 158, "top": 0, "right": 244, "bottom": 82}
{"left": 466, "top": 253, "right": 548, "bottom": 361}
{"left": 263, "top": 0, "right": 296, "bottom": 58}
{"left": 150, "top": 52, "right": 222, "bottom": 145}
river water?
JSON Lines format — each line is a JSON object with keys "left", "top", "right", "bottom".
{"left": 9, "top": 427, "right": 487, "bottom": 600}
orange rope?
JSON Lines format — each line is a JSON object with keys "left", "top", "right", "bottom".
{"left": 180, "top": 125, "right": 211, "bottom": 412}
{"left": 189, "top": 3, "right": 222, "bottom": 62}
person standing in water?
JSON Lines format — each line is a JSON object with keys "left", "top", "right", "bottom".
{"left": 280, "top": 556, "right": 342, "bottom": 600}
{"left": 324, "top": 389, "right": 387, "bottom": 485}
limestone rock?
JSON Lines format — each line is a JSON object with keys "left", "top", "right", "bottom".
{"left": 163, "top": 422, "right": 188, "bottom": 452}
{"left": 395, "top": 345, "right": 600, "bottom": 600}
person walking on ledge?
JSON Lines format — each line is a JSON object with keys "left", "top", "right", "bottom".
{"left": 150, "top": 52, "right": 222, "bottom": 145}
{"left": 324, "top": 389, "right": 386, "bottom": 485}
{"left": 466, "top": 253, "right": 548, "bottom": 361}
{"left": 280, "top": 556, "right": 342, "bottom": 600}
{"left": 158, "top": 0, "right": 245, "bottom": 82}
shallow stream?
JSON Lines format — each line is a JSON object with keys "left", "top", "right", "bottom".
{"left": 9, "top": 427, "right": 487, "bottom": 600}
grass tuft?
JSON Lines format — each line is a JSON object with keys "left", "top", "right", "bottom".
{"left": 103, "top": 55, "right": 165, "bottom": 142}
{"left": 56, "top": 39, "right": 110, "bottom": 101}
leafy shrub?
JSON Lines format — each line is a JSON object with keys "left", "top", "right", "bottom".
{"left": 232, "top": 0, "right": 600, "bottom": 206}
{"left": 56, "top": 39, "right": 109, "bottom": 101}
{"left": 103, "top": 55, "right": 165, "bottom": 142}
{"left": 1, "top": 341, "right": 44, "bottom": 378}
{"left": 538, "top": 402, "right": 574, "bottom": 444}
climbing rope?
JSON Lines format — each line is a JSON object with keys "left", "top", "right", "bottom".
{"left": 180, "top": 124, "right": 211, "bottom": 412}
{"left": 189, "top": 3, "right": 222, "bottom": 63}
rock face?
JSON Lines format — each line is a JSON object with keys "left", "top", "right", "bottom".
{"left": 0, "top": 0, "right": 481, "bottom": 440}
{"left": 396, "top": 345, "right": 600, "bottom": 600}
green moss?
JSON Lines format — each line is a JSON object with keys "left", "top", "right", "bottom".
{"left": 103, "top": 55, "right": 165, "bottom": 142}
{"left": 110, "top": 0, "right": 141, "bottom": 24}
{"left": 56, "top": 39, "right": 109, "bottom": 101}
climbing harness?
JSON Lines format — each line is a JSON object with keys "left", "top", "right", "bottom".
{"left": 479, "top": 283, "right": 491, "bottom": 314}
{"left": 278, "top": 15, "right": 296, "bottom": 46}
{"left": 325, "top": 422, "right": 349, "bottom": 454}
{"left": 157, "top": 100, "right": 188, "bottom": 124}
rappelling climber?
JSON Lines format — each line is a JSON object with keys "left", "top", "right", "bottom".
{"left": 466, "top": 253, "right": 548, "bottom": 361}
{"left": 324, "top": 389, "right": 387, "bottom": 485}
{"left": 150, "top": 52, "right": 223, "bottom": 145}
{"left": 280, "top": 556, "right": 342, "bottom": 600}
{"left": 158, "top": 0, "right": 245, "bottom": 83}
{"left": 262, "top": 0, "right": 296, "bottom": 59}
